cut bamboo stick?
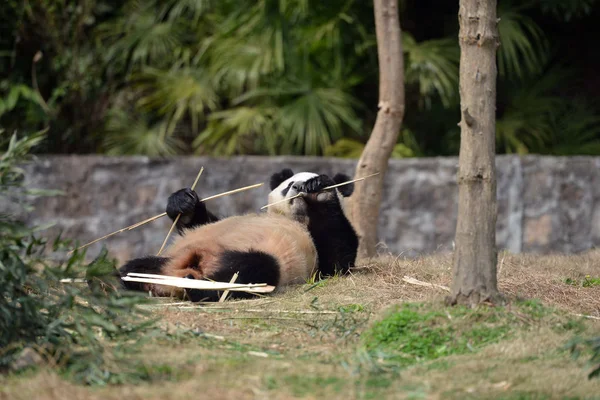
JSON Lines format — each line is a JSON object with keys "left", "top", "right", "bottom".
{"left": 68, "top": 180, "right": 263, "bottom": 255}
{"left": 157, "top": 167, "right": 205, "bottom": 255}
{"left": 127, "top": 212, "right": 168, "bottom": 230}
{"left": 261, "top": 172, "right": 380, "bottom": 210}
{"left": 401, "top": 276, "right": 450, "bottom": 292}
{"left": 201, "top": 183, "right": 263, "bottom": 202}
{"left": 261, "top": 193, "right": 303, "bottom": 210}
{"left": 219, "top": 272, "right": 239, "bottom": 302}
{"left": 121, "top": 275, "right": 274, "bottom": 293}
{"left": 125, "top": 272, "right": 266, "bottom": 287}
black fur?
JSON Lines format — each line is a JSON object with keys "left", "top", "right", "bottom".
{"left": 281, "top": 181, "right": 294, "bottom": 197}
{"left": 332, "top": 173, "right": 354, "bottom": 197}
{"left": 166, "top": 188, "right": 220, "bottom": 233}
{"left": 298, "top": 175, "right": 358, "bottom": 277}
{"left": 119, "top": 256, "right": 169, "bottom": 291}
{"left": 184, "top": 250, "right": 281, "bottom": 302}
{"left": 269, "top": 168, "right": 295, "bottom": 190}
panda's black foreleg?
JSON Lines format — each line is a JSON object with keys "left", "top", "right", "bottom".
{"left": 118, "top": 256, "right": 170, "bottom": 292}
{"left": 166, "top": 188, "right": 220, "bottom": 234}
{"left": 184, "top": 250, "right": 281, "bottom": 302}
{"left": 299, "top": 175, "right": 359, "bottom": 277}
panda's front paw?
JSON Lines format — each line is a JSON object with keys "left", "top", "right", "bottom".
{"left": 166, "top": 188, "right": 201, "bottom": 219}
{"left": 301, "top": 175, "right": 336, "bottom": 193}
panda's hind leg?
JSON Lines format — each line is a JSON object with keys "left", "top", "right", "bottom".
{"left": 185, "top": 250, "right": 281, "bottom": 302}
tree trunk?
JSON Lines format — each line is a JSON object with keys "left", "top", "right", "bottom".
{"left": 447, "top": 0, "right": 502, "bottom": 306}
{"left": 348, "top": 0, "right": 405, "bottom": 259}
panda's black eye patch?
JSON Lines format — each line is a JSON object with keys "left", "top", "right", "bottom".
{"left": 281, "top": 181, "right": 294, "bottom": 196}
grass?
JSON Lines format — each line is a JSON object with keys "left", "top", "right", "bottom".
{"left": 2, "top": 250, "right": 600, "bottom": 399}
{"left": 361, "top": 301, "right": 549, "bottom": 367}
{"left": 565, "top": 276, "right": 600, "bottom": 288}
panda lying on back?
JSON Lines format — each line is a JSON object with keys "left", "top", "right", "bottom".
{"left": 118, "top": 169, "right": 359, "bottom": 301}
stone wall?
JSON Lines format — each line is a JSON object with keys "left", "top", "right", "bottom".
{"left": 11, "top": 155, "right": 600, "bottom": 263}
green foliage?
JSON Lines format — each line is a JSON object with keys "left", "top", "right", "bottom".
{"left": 1, "top": 0, "right": 599, "bottom": 157}
{"left": 497, "top": 1, "right": 549, "bottom": 80}
{"left": 496, "top": 66, "right": 600, "bottom": 155}
{"left": 0, "top": 130, "right": 155, "bottom": 385}
{"left": 404, "top": 33, "right": 459, "bottom": 108}
{"left": 103, "top": 110, "right": 185, "bottom": 156}
{"left": 324, "top": 130, "right": 421, "bottom": 159}
{"left": 361, "top": 301, "right": 556, "bottom": 368}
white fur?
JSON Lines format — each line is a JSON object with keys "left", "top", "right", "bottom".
{"left": 267, "top": 172, "right": 346, "bottom": 216}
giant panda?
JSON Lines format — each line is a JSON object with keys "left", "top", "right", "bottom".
{"left": 117, "top": 169, "right": 358, "bottom": 302}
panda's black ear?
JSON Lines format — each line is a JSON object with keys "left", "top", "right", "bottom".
{"left": 270, "top": 168, "right": 294, "bottom": 190}
{"left": 333, "top": 173, "right": 354, "bottom": 197}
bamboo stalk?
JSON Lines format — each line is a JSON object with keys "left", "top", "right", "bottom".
{"left": 260, "top": 193, "right": 303, "bottom": 210}
{"left": 67, "top": 180, "right": 263, "bottom": 254}
{"left": 125, "top": 272, "right": 266, "bottom": 287}
{"left": 260, "top": 172, "right": 380, "bottom": 210}
{"left": 127, "top": 212, "right": 168, "bottom": 230}
{"left": 121, "top": 275, "right": 274, "bottom": 293}
{"left": 201, "top": 183, "right": 263, "bottom": 202}
{"left": 219, "top": 272, "right": 239, "bottom": 302}
{"left": 401, "top": 276, "right": 450, "bottom": 292}
{"left": 157, "top": 167, "right": 205, "bottom": 255}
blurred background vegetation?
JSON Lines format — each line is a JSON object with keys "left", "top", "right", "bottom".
{"left": 1, "top": 0, "right": 599, "bottom": 158}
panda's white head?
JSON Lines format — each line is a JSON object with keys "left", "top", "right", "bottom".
{"left": 267, "top": 168, "right": 354, "bottom": 216}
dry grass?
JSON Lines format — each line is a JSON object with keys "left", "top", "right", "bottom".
{"left": 2, "top": 251, "right": 600, "bottom": 399}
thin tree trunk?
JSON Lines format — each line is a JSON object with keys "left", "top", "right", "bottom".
{"left": 348, "top": 0, "right": 405, "bottom": 259}
{"left": 447, "top": 0, "right": 502, "bottom": 306}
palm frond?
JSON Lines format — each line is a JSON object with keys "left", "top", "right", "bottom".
{"left": 548, "top": 100, "right": 600, "bottom": 155}
{"left": 403, "top": 32, "right": 459, "bottom": 108}
{"left": 205, "top": 20, "right": 289, "bottom": 98}
{"left": 97, "top": 5, "right": 184, "bottom": 70}
{"left": 103, "top": 111, "right": 185, "bottom": 156}
{"left": 496, "top": 67, "right": 575, "bottom": 154}
{"left": 134, "top": 66, "right": 219, "bottom": 135}
{"left": 497, "top": 2, "right": 549, "bottom": 80}
{"left": 277, "top": 87, "right": 362, "bottom": 155}
{"left": 193, "top": 106, "right": 277, "bottom": 155}
{"left": 160, "top": 0, "right": 212, "bottom": 22}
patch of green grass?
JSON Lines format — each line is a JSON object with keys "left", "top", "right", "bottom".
{"left": 131, "top": 362, "right": 194, "bottom": 383}
{"left": 338, "top": 304, "right": 366, "bottom": 313}
{"left": 361, "top": 301, "right": 557, "bottom": 368}
{"left": 424, "top": 359, "right": 454, "bottom": 371}
{"left": 265, "top": 375, "right": 345, "bottom": 397}
{"left": 364, "top": 375, "right": 392, "bottom": 389}
{"left": 518, "top": 299, "right": 552, "bottom": 318}
{"left": 558, "top": 317, "right": 587, "bottom": 334}
{"left": 564, "top": 276, "right": 600, "bottom": 287}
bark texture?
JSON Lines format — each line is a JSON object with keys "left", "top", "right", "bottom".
{"left": 348, "top": 0, "right": 405, "bottom": 259}
{"left": 447, "top": 0, "right": 502, "bottom": 306}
